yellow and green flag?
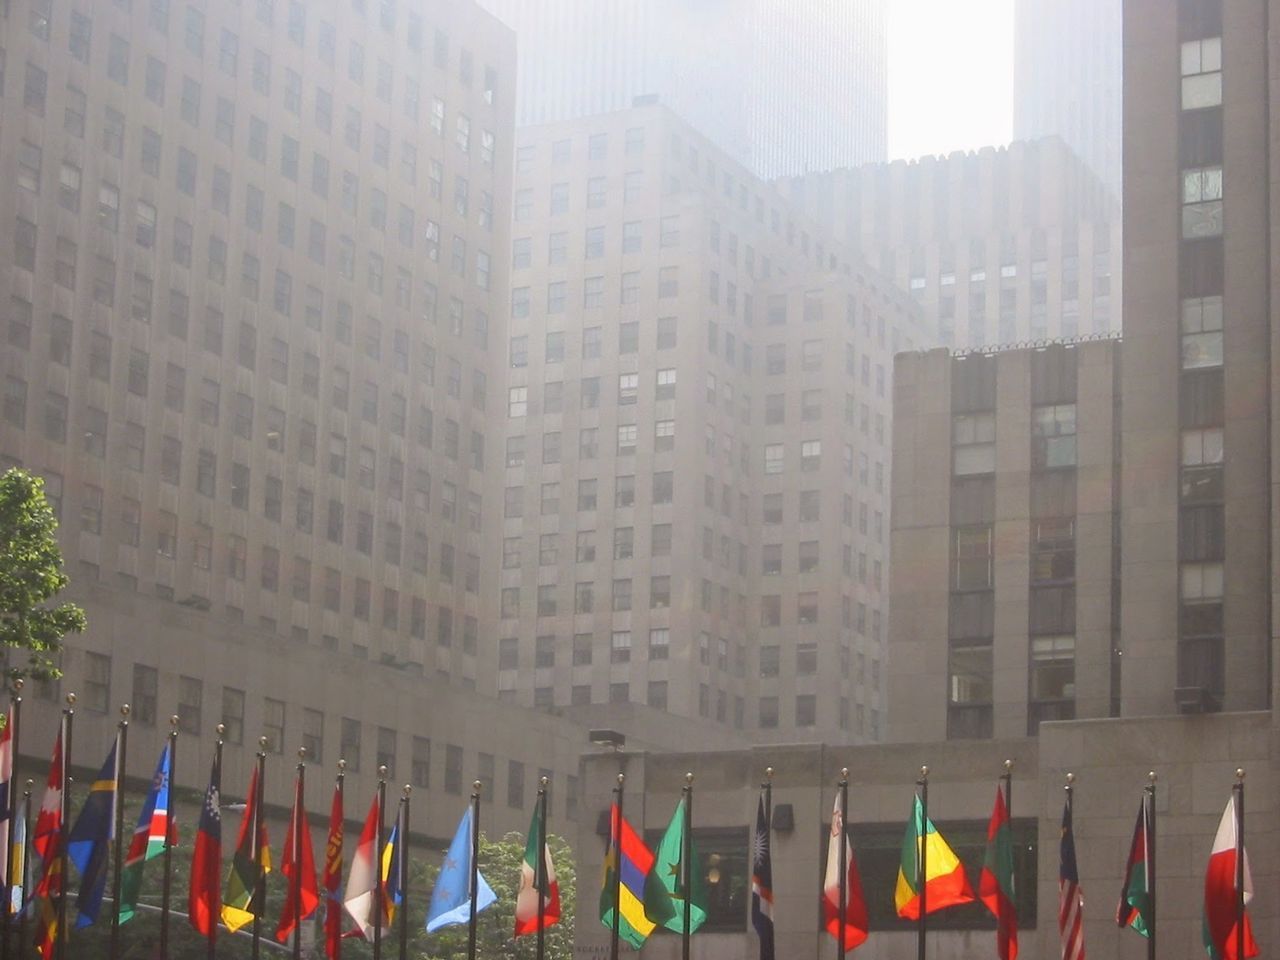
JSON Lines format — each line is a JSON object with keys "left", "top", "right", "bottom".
{"left": 895, "top": 794, "right": 975, "bottom": 919}
{"left": 646, "top": 797, "right": 706, "bottom": 934}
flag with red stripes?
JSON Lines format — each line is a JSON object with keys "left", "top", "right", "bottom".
{"left": 1058, "top": 791, "right": 1085, "bottom": 960}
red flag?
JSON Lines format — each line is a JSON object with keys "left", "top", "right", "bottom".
{"left": 1203, "top": 794, "right": 1259, "bottom": 960}
{"left": 33, "top": 726, "right": 65, "bottom": 960}
{"left": 188, "top": 752, "right": 222, "bottom": 939}
{"left": 342, "top": 793, "right": 381, "bottom": 938}
{"left": 821, "top": 790, "right": 868, "bottom": 952}
{"left": 324, "top": 778, "right": 344, "bottom": 958}
{"left": 979, "top": 786, "right": 1018, "bottom": 960}
{"left": 276, "top": 771, "right": 320, "bottom": 942}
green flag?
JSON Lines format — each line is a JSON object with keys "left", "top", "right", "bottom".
{"left": 645, "top": 797, "right": 706, "bottom": 934}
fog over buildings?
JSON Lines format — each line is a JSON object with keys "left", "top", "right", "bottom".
{"left": 1, "top": 0, "right": 1276, "bottom": 957}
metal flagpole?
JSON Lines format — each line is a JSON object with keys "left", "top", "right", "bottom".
{"left": 681, "top": 773, "right": 693, "bottom": 960}
{"left": 292, "top": 748, "right": 307, "bottom": 960}
{"left": 3, "top": 679, "right": 22, "bottom": 960}
{"left": 535, "top": 776, "right": 548, "bottom": 960}
{"left": 251, "top": 736, "right": 268, "bottom": 960}
{"left": 333, "top": 760, "right": 345, "bottom": 960}
{"left": 466, "top": 780, "right": 482, "bottom": 960}
{"left": 1234, "top": 769, "right": 1245, "bottom": 960}
{"left": 208, "top": 725, "right": 225, "bottom": 960}
{"left": 55, "top": 694, "right": 74, "bottom": 960}
{"left": 108, "top": 704, "right": 130, "bottom": 960}
{"left": 917, "top": 765, "right": 928, "bottom": 960}
{"left": 17, "top": 779, "right": 30, "bottom": 960}
{"left": 159, "top": 715, "right": 178, "bottom": 960}
{"left": 838, "top": 768, "right": 848, "bottom": 960}
{"left": 1145, "top": 772, "right": 1156, "bottom": 960}
{"left": 610, "top": 773, "right": 623, "bottom": 960}
{"left": 398, "top": 786, "right": 410, "bottom": 960}
{"left": 373, "top": 766, "right": 387, "bottom": 960}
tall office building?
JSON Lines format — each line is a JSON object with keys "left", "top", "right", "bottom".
{"left": 1121, "top": 0, "right": 1270, "bottom": 716}
{"left": 496, "top": 102, "right": 928, "bottom": 744}
{"left": 782, "top": 138, "right": 1121, "bottom": 349}
{"left": 890, "top": 0, "right": 1275, "bottom": 737}
{"left": 477, "top": 0, "right": 888, "bottom": 178}
{"left": 1014, "top": 0, "right": 1123, "bottom": 197}
{"left": 0, "top": 0, "right": 620, "bottom": 832}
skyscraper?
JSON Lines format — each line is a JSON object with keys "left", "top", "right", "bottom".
{"left": 1014, "top": 0, "right": 1123, "bottom": 197}
{"left": 496, "top": 101, "right": 928, "bottom": 743}
{"left": 478, "top": 0, "right": 888, "bottom": 178}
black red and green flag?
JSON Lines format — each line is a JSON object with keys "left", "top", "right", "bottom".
{"left": 1115, "top": 795, "right": 1153, "bottom": 938}
{"left": 221, "top": 764, "right": 271, "bottom": 933}
{"left": 979, "top": 785, "right": 1017, "bottom": 960}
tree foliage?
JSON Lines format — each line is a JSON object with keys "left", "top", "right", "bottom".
{"left": 0, "top": 468, "right": 85, "bottom": 683}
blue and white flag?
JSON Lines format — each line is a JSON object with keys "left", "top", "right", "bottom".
{"left": 425, "top": 805, "right": 495, "bottom": 932}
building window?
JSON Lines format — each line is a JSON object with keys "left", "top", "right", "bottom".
{"left": 1181, "top": 37, "right": 1222, "bottom": 110}
{"left": 1182, "top": 166, "right": 1223, "bottom": 238}
{"left": 953, "top": 413, "right": 996, "bottom": 474}
{"left": 1181, "top": 296, "right": 1223, "bottom": 368}
{"left": 947, "top": 642, "right": 992, "bottom": 739}
{"left": 1031, "top": 404, "right": 1077, "bottom": 468}
{"left": 1028, "top": 635, "right": 1076, "bottom": 731}
{"left": 178, "top": 676, "right": 203, "bottom": 735}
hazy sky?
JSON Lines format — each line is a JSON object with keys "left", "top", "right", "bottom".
{"left": 888, "top": 0, "right": 1014, "bottom": 161}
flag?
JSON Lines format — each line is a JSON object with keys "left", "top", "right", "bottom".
{"left": 514, "top": 803, "right": 560, "bottom": 936}
{"left": 895, "top": 794, "right": 975, "bottom": 919}
{"left": 67, "top": 738, "right": 119, "bottom": 927}
{"left": 221, "top": 764, "right": 271, "bottom": 933}
{"left": 1202, "top": 794, "right": 1258, "bottom": 960}
{"left": 343, "top": 793, "right": 381, "bottom": 938}
{"left": 426, "top": 805, "right": 496, "bottom": 932}
{"left": 750, "top": 792, "right": 774, "bottom": 960}
{"left": 119, "top": 741, "right": 173, "bottom": 923}
{"left": 0, "top": 705, "right": 13, "bottom": 894}
{"left": 1058, "top": 793, "right": 1085, "bottom": 960}
{"left": 188, "top": 752, "right": 222, "bottom": 938}
{"left": 597, "top": 802, "right": 669, "bottom": 948}
{"left": 1115, "top": 796, "right": 1153, "bottom": 937}
{"left": 381, "top": 815, "right": 402, "bottom": 927}
{"left": 323, "top": 779, "right": 344, "bottom": 958}
{"left": 33, "top": 726, "right": 65, "bottom": 959}
{"left": 9, "top": 791, "right": 28, "bottom": 917}
{"left": 646, "top": 797, "right": 705, "bottom": 933}
{"left": 275, "top": 771, "right": 320, "bottom": 943}
{"left": 979, "top": 786, "right": 1017, "bottom": 960}
{"left": 822, "top": 790, "right": 868, "bottom": 952}
{"left": 32, "top": 729, "right": 62, "bottom": 864}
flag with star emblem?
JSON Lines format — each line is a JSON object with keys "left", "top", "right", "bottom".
{"left": 323, "top": 776, "right": 344, "bottom": 958}
{"left": 119, "top": 740, "right": 174, "bottom": 923}
{"left": 188, "top": 752, "right": 222, "bottom": 939}
{"left": 645, "top": 797, "right": 704, "bottom": 934}
{"left": 426, "top": 805, "right": 496, "bottom": 932}
{"left": 751, "top": 792, "right": 774, "bottom": 960}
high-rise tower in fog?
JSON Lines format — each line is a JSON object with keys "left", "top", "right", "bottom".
{"left": 478, "top": 0, "right": 888, "bottom": 179}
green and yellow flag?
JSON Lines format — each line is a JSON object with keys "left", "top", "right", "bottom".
{"left": 221, "top": 765, "right": 271, "bottom": 933}
{"left": 646, "top": 797, "right": 706, "bottom": 934}
{"left": 895, "top": 795, "right": 975, "bottom": 919}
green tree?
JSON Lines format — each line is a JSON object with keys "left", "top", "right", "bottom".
{"left": 0, "top": 468, "right": 85, "bottom": 683}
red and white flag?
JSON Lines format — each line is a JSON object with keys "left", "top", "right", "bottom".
{"left": 1203, "top": 794, "right": 1258, "bottom": 960}
{"left": 821, "top": 790, "right": 868, "bottom": 953}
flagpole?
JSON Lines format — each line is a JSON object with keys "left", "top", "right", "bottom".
{"left": 18, "top": 778, "right": 30, "bottom": 960}
{"left": 535, "top": 776, "right": 548, "bottom": 960}
{"left": 332, "top": 759, "right": 345, "bottom": 960}
{"left": 917, "top": 764, "right": 928, "bottom": 960}
{"left": 160, "top": 715, "right": 178, "bottom": 960}
{"left": 108, "top": 704, "right": 130, "bottom": 960}
{"left": 1145, "top": 771, "right": 1156, "bottom": 960}
{"left": 3, "top": 679, "right": 22, "bottom": 960}
{"left": 467, "top": 779, "right": 482, "bottom": 960}
{"left": 681, "top": 772, "right": 694, "bottom": 960}
{"left": 292, "top": 748, "right": 306, "bottom": 960}
{"left": 208, "top": 724, "right": 225, "bottom": 960}
{"left": 838, "top": 767, "right": 848, "bottom": 960}
{"left": 1233, "top": 768, "right": 1245, "bottom": 960}
{"left": 373, "top": 765, "right": 387, "bottom": 960}
{"left": 610, "top": 773, "right": 623, "bottom": 960}
{"left": 251, "top": 736, "right": 267, "bottom": 960}
{"left": 398, "top": 785, "right": 410, "bottom": 960}
{"left": 55, "top": 693, "right": 74, "bottom": 960}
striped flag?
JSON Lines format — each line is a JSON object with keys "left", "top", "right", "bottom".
{"left": 750, "top": 792, "right": 774, "bottom": 960}
{"left": 1058, "top": 792, "right": 1085, "bottom": 960}
{"left": 119, "top": 741, "right": 174, "bottom": 923}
